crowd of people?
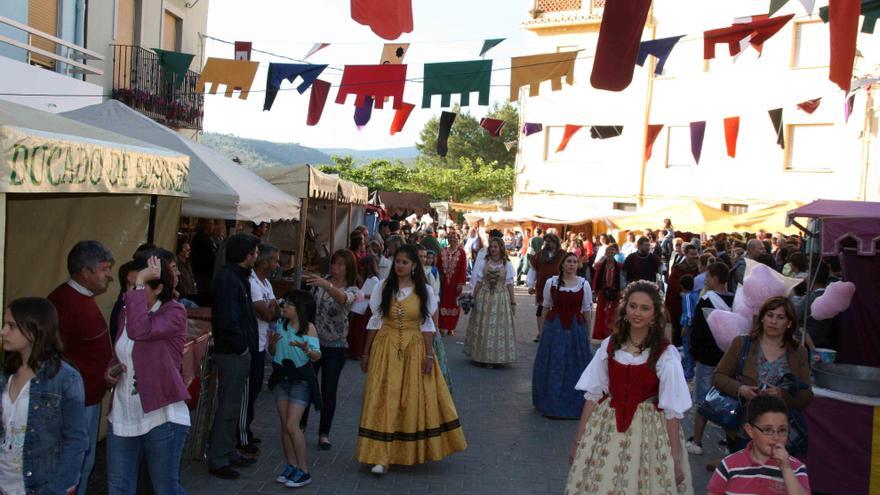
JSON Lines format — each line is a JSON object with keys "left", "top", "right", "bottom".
{"left": 0, "top": 212, "right": 829, "bottom": 494}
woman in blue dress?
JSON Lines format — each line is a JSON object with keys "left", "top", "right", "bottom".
{"left": 532, "top": 252, "right": 593, "bottom": 418}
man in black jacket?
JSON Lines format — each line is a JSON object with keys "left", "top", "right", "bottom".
{"left": 207, "top": 234, "right": 260, "bottom": 480}
{"left": 686, "top": 262, "right": 734, "bottom": 455}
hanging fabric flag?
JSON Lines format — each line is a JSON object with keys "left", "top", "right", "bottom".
{"left": 556, "top": 125, "right": 583, "bottom": 152}
{"left": 234, "top": 41, "right": 252, "bottom": 60}
{"left": 350, "top": 0, "right": 413, "bottom": 40}
{"left": 380, "top": 43, "right": 409, "bottom": 64}
{"left": 303, "top": 43, "right": 330, "bottom": 60}
{"left": 636, "top": 35, "right": 685, "bottom": 76}
{"left": 437, "top": 111, "right": 457, "bottom": 157}
{"left": 703, "top": 14, "right": 794, "bottom": 59}
{"left": 480, "top": 118, "right": 505, "bottom": 137}
{"left": 196, "top": 58, "right": 259, "bottom": 99}
{"left": 354, "top": 96, "right": 374, "bottom": 129}
{"left": 644, "top": 124, "right": 664, "bottom": 161}
{"left": 591, "top": 0, "right": 653, "bottom": 91}
{"left": 820, "top": 0, "right": 880, "bottom": 34}
{"left": 390, "top": 102, "right": 415, "bottom": 135}
{"left": 264, "top": 64, "right": 328, "bottom": 111}
{"left": 723, "top": 117, "right": 740, "bottom": 158}
{"left": 504, "top": 140, "right": 517, "bottom": 152}
{"left": 336, "top": 64, "right": 407, "bottom": 109}
{"left": 844, "top": 93, "right": 856, "bottom": 123}
{"left": 523, "top": 123, "right": 543, "bottom": 136}
{"left": 307, "top": 79, "right": 331, "bottom": 126}
{"left": 590, "top": 126, "right": 624, "bottom": 139}
{"left": 510, "top": 51, "right": 580, "bottom": 101}
{"left": 479, "top": 38, "right": 505, "bottom": 57}
{"left": 768, "top": 108, "right": 785, "bottom": 148}
{"left": 797, "top": 98, "right": 822, "bottom": 114}
{"left": 690, "top": 121, "right": 706, "bottom": 164}
{"left": 769, "top": 0, "right": 816, "bottom": 15}
{"left": 152, "top": 48, "right": 195, "bottom": 89}
{"left": 819, "top": 0, "right": 866, "bottom": 91}
{"left": 422, "top": 60, "right": 492, "bottom": 108}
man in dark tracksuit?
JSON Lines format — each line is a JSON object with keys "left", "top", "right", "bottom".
{"left": 207, "top": 234, "right": 260, "bottom": 480}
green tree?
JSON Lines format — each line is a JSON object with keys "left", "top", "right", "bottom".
{"left": 319, "top": 156, "right": 413, "bottom": 192}
{"left": 416, "top": 101, "right": 519, "bottom": 169}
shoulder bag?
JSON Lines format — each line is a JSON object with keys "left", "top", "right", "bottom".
{"left": 698, "top": 336, "right": 751, "bottom": 431}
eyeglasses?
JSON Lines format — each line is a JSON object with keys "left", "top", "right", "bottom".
{"left": 751, "top": 424, "right": 788, "bottom": 437}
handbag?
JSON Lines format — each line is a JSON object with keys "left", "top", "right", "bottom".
{"left": 698, "top": 336, "right": 751, "bottom": 431}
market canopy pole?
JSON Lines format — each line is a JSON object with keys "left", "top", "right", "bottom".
{"left": 295, "top": 196, "right": 310, "bottom": 290}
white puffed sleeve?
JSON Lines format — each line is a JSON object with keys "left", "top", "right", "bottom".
{"left": 526, "top": 263, "right": 537, "bottom": 288}
{"left": 575, "top": 337, "right": 610, "bottom": 402}
{"left": 542, "top": 276, "right": 557, "bottom": 308}
{"left": 505, "top": 261, "right": 516, "bottom": 285}
{"left": 365, "top": 281, "right": 385, "bottom": 330}
{"left": 470, "top": 250, "right": 486, "bottom": 288}
{"left": 580, "top": 278, "right": 593, "bottom": 313}
{"left": 656, "top": 345, "right": 693, "bottom": 419}
{"left": 421, "top": 287, "right": 438, "bottom": 333}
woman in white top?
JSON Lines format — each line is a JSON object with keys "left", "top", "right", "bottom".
{"left": 104, "top": 256, "right": 191, "bottom": 495}
{"left": 348, "top": 255, "right": 380, "bottom": 359}
{"left": 464, "top": 237, "right": 517, "bottom": 365}
{"left": 532, "top": 252, "right": 593, "bottom": 419}
{"left": 566, "top": 281, "right": 693, "bottom": 494}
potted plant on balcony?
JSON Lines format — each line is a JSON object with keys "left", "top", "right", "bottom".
{"left": 528, "top": 8, "right": 544, "bottom": 18}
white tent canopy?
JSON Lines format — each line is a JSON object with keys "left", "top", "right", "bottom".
{"left": 62, "top": 100, "right": 301, "bottom": 222}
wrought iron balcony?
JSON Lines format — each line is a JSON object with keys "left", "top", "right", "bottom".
{"left": 523, "top": 0, "right": 604, "bottom": 31}
{"left": 111, "top": 44, "right": 203, "bottom": 131}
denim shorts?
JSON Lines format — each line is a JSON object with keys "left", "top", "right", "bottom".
{"left": 694, "top": 362, "right": 715, "bottom": 405}
{"left": 273, "top": 379, "right": 311, "bottom": 406}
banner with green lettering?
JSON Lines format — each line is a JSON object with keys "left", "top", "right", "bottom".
{"left": 0, "top": 125, "right": 189, "bottom": 196}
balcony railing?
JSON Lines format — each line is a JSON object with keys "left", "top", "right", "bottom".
{"left": 524, "top": 0, "right": 604, "bottom": 29}
{"left": 0, "top": 15, "right": 103, "bottom": 76}
{"left": 111, "top": 44, "right": 203, "bottom": 131}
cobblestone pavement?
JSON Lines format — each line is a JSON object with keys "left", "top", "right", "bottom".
{"left": 177, "top": 286, "right": 726, "bottom": 495}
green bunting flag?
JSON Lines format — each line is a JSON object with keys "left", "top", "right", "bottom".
{"left": 152, "top": 48, "right": 195, "bottom": 89}
{"left": 479, "top": 38, "right": 505, "bottom": 57}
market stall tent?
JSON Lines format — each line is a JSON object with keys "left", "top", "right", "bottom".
{"left": 703, "top": 201, "right": 803, "bottom": 234}
{"left": 62, "top": 100, "right": 301, "bottom": 222}
{"left": 610, "top": 200, "right": 731, "bottom": 233}
{"left": 0, "top": 99, "right": 189, "bottom": 317}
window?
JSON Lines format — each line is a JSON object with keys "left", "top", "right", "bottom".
{"left": 785, "top": 124, "right": 834, "bottom": 172}
{"left": 792, "top": 21, "right": 829, "bottom": 68}
{"left": 115, "top": 0, "right": 141, "bottom": 45}
{"left": 162, "top": 10, "right": 182, "bottom": 51}
{"left": 28, "top": 0, "right": 58, "bottom": 69}
{"left": 613, "top": 202, "right": 638, "bottom": 212}
{"left": 665, "top": 126, "right": 693, "bottom": 168}
{"left": 722, "top": 204, "right": 748, "bottom": 215}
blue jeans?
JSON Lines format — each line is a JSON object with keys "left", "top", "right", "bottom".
{"left": 76, "top": 403, "right": 101, "bottom": 495}
{"left": 107, "top": 422, "right": 189, "bottom": 495}
{"left": 694, "top": 362, "right": 715, "bottom": 405}
{"left": 681, "top": 330, "right": 695, "bottom": 381}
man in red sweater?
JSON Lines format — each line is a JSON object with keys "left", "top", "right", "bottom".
{"left": 47, "top": 240, "right": 114, "bottom": 495}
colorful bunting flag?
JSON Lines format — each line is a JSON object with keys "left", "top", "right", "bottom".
{"left": 844, "top": 93, "right": 856, "bottom": 123}
{"left": 380, "top": 43, "right": 409, "bottom": 64}
{"left": 152, "top": 48, "right": 195, "bottom": 90}
{"left": 304, "top": 43, "right": 330, "bottom": 60}
{"left": 234, "top": 41, "right": 252, "bottom": 61}
{"left": 504, "top": 140, "right": 517, "bottom": 151}
{"left": 336, "top": 64, "right": 407, "bottom": 109}
{"left": 820, "top": 0, "right": 880, "bottom": 34}
{"left": 769, "top": 0, "right": 816, "bottom": 15}
{"left": 390, "top": 102, "right": 415, "bottom": 135}
{"left": 644, "top": 124, "right": 664, "bottom": 161}
{"left": 523, "top": 123, "right": 543, "bottom": 136}
{"left": 354, "top": 96, "right": 374, "bottom": 129}
{"left": 307, "top": 79, "right": 331, "bottom": 126}
{"left": 690, "top": 121, "right": 706, "bottom": 164}
{"left": 723, "top": 117, "right": 740, "bottom": 158}
{"left": 479, "top": 38, "right": 506, "bottom": 57}
{"left": 196, "top": 58, "right": 259, "bottom": 99}
{"left": 797, "top": 98, "right": 822, "bottom": 114}
{"left": 510, "top": 51, "right": 580, "bottom": 101}
{"left": 350, "top": 0, "right": 413, "bottom": 40}
{"left": 264, "top": 63, "right": 328, "bottom": 111}
{"left": 768, "top": 108, "right": 785, "bottom": 148}
{"left": 437, "top": 111, "right": 457, "bottom": 157}
{"left": 591, "top": 0, "right": 653, "bottom": 91}
{"left": 422, "top": 60, "right": 492, "bottom": 108}
{"left": 703, "top": 15, "right": 794, "bottom": 59}
{"left": 636, "top": 35, "right": 685, "bottom": 76}
{"left": 590, "top": 126, "right": 624, "bottom": 139}
{"left": 480, "top": 118, "right": 505, "bottom": 137}
{"left": 822, "top": 0, "right": 861, "bottom": 92}
{"left": 556, "top": 125, "right": 583, "bottom": 152}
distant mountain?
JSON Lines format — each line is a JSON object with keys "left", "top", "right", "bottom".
{"left": 318, "top": 146, "right": 419, "bottom": 163}
{"left": 201, "top": 133, "right": 332, "bottom": 169}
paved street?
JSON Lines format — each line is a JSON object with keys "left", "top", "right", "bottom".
{"left": 177, "top": 286, "right": 725, "bottom": 495}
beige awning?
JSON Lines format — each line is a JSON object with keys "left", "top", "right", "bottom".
{"left": 338, "top": 179, "right": 368, "bottom": 205}
{"left": 257, "top": 165, "right": 338, "bottom": 201}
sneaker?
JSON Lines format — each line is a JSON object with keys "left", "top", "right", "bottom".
{"left": 370, "top": 464, "right": 388, "bottom": 475}
{"left": 685, "top": 438, "right": 704, "bottom": 455}
{"left": 238, "top": 443, "right": 261, "bottom": 458}
{"left": 276, "top": 464, "right": 295, "bottom": 484}
{"left": 285, "top": 469, "right": 313, "bottom": 488}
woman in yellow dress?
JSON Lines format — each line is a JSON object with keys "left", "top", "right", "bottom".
{"left": 357, "top": 244, "right": 467, "bottom": 475}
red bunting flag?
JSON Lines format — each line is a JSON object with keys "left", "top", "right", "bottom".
{"left": 797, "top": 98, "right": 822, "bottom": 114}
{"left": 703, "top": 15, "right": 794, "bottom": 59}
{"left": 390, "top": 102, "right": 415, "bottom": 135}
{"left": 307, "top": 79, "right": 331, "bottom": 126}
{"left": 556, "top": 125, "right": 583, "bottom": 152}
{"left": 827, "top": 0, "right": 860, "bottom": 92}
{"left": 723, "top": 117, "right": 740, "bottom": 158}
{"left": 590, "top": 0, "right": 653, "bottom": 91}
{"left": 480, "top": 118, "right": 505, "bottom": 137}
{"left": 350, "top": 0, "right": 413, "bottom": 40}
{"left": 644, "top": 124, "right": 664, "bottom": 161}
{"left": 234, "top": 41, "right": 252, "bottom": 61}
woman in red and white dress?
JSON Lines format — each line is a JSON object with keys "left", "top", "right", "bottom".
{"left": 436, "top": 231, "right": 467, "bottom": 336}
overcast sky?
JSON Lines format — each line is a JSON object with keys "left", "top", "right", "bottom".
{"left": 202, "top": 0, "right": 528, "bottom": 150}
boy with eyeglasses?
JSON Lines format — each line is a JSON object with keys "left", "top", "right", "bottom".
{"left": 708, "top": 395, "right": 810, "bottom": 495}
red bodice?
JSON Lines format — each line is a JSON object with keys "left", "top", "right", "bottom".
{"left": 546, "top": 286, "right": 585, "bottom": 328}
{"left": 607, "top": 356, "right": 661, "bottom": 432}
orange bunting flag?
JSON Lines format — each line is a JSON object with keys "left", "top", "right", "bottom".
{"left": 196, "top": 58, "right": 259, "bottom": 99}
{"left": 644, "top": 124, "right": 664, "bottom": 161}
{"left": 556, "top": 125, "right": 583, "bottom": 152}
{"left": 723, "top": 117, "right": 740, "bottom": 158}
{"left": 797, "top": 98, "right": 822, "bottom": 114}
{"left": 510, "top": 51, "right": 580, "bottom": 101}
{"left": 390, "top": 102, "right": 416, "bottom": 135}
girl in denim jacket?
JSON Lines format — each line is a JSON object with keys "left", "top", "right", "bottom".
{"left": 0, "top": 297, "right": 88, "bottom": 495}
